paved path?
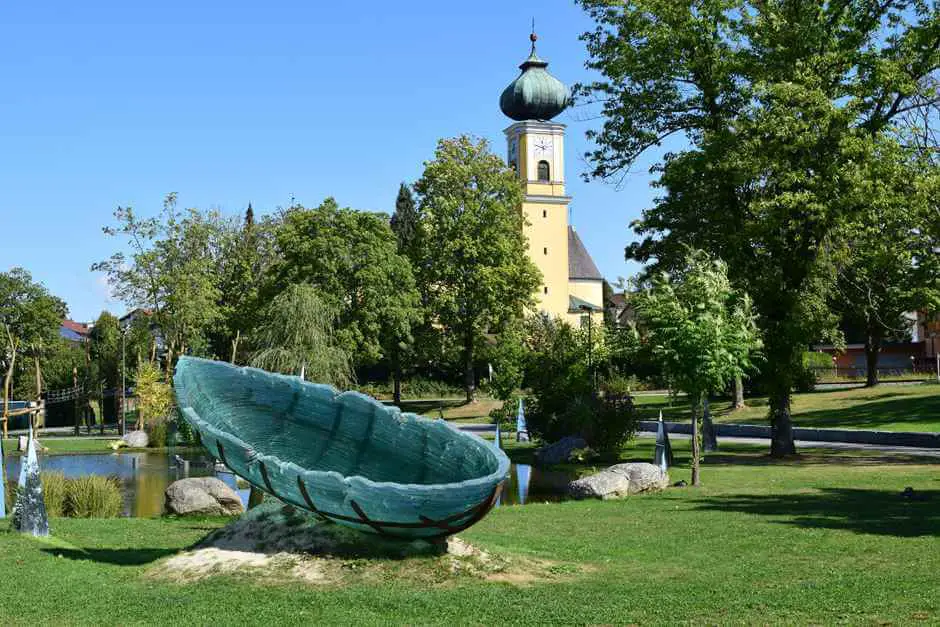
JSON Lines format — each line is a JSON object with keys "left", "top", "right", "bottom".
{"left": 454, "top": 422, "right": 940, "bottom": 458}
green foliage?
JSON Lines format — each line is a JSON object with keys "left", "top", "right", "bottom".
{"left": 135, "top": 361, "right": 173, "bottom": 430}
{"left": 524, "top": 316, "right": 639, "bottom": 451}
{"left": 89, "top": 311, "right": 121, "bottom": 389}
{"left": 390, "top": 182, "right": 420, "bottom": 260}
{"left": 634, "top": 250, "right": 760, "bottom": 401}
{"left": 39, "top": 471, "right": 69, "bottom": 518}
{"left": 356, "top": 377, "right": 465, "bottom": 401}
{"left": 413, "top": 135, "right": 541, "bottom": 401}
{"left": 248, "top": 283, "right": 353, "bottom": 386}
{"left": 65, "top": 475, "right": 123, "bottom": 518}
{"left": 270, "top": 198, "right": 420, "bottom": 368}
{"left": 577, "top": 1, "right": 939, "bottom": 454}
{"left": 7, "top": 472, "right": 122, "bottom": 518}
{"left": 93, "top": 193, "right": 227, "bottom": 361}
{"left": 484, "top": 318, "right": 527, "bottom": 402}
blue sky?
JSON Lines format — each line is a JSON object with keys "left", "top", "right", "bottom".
{"left": 1, "top": 0, "right": 664, "bottom": 322}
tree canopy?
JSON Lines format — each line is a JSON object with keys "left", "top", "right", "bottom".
{"left": 413, "top": 135, "right": 542, "bottom": 401}
{"left": 270, "top": 197, "right": 420, "bottom": 368}
{"left": 577, "top": 0, "right": 940, "bottom": 455}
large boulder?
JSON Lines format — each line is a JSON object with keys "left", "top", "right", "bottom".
{"left": 608, "top": 463, "right": 670, "bottom": 494}
{"left": 124, "top": 430, "right": 149, "bottom": 448}
{"left": 534, "top": 436, "right": 587, "bottom": 466}
{"left": 567, "top": 470, "right": 631, "bottom": 500}
{"left": 165, "top": 477, "right": 245, "bottom": 516}
{"left": 567, "top": 462, "right": 668, "bottom": 500}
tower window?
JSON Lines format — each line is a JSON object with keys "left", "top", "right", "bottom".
{"left": 542, "top": 210, "right": 547, "bottom": 218}
{"left": 543, "top": 286, "right": 548, "bottom": 295}
{"left": 537, "top": 160, "right": 550, "bottom": 182}
{"left": 543, "top": 247, "right": 548, "bottom": 255}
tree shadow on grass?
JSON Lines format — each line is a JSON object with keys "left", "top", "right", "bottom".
{"left": 40, "top": 547, "right": 178, "bottom": 565}
{"left": 793, "top": 393, "right": 940, "bottom": 430}
{"left": 692, "top": 488, "right": 940, "bottom": 537}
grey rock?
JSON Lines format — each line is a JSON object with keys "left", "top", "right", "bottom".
{"left": 567, "top": 470, "right": 631, "bottom": 500}
{"left": 534, "top": 436, "right": 587, "bottom": 466}
{"left": 567, "top": 462, "right": 669, "bottom": 500}
{"left": 608, "top": 462, "right": 670, "bottom": 494}
{"left": 124, "top": 430, "right": 149, "bottom": 448}
{"left": 165, "top": 477, "right": 245, "bottom": 516}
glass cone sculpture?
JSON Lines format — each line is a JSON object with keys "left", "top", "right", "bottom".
{"left": 516, "top": 398, "right": 529, "bottom": 442}
{"left": 174, "top": 357, "right": 510, "bottom": 539}
{"left": 702, "top": 398, "right": 719, "bottom": 452}
{"left": 654, "top": 411, "right": 674, "bottom": 473}
{"left": 13, "top": 425, "right": 49, "bottom": 536}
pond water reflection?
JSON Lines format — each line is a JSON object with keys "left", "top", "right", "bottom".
{"left": 3, "top": 450, "right": 573, "bottom": 517}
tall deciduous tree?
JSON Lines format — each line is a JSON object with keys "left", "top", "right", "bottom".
{"left": 832, "top": 144, "right": 940, "bottom": 386}
{"left": 94, "top": 194, "right": 225, "bottom": 367}
{"left": 577, "top": 0, "right": 939, "bottom": 455}
{"left": 635, "top": 250, "right": 760, "bottom": 485}
{"left": 413, "top": 135, "right": 541, "bottom": 402}
{"left": 270, "top": 198, "right": 420, "bottom": 372}
{"left": 248, "top": 283, "right": 353, "bottom": 386}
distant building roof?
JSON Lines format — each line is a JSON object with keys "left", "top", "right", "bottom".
{"left": 569, "top": 294, "right": 603, "bottom": 313}
{"left": 609, "top": 292, "right": 627, "bottom": 308}
{"left": 120, "top": 308, "right": 153, "bottom": 323}
{"left": 60, "top": 319, "right": 90, "bottom": 342}
{"left": 568, "top": 227, "right": 603, "bottom": 281}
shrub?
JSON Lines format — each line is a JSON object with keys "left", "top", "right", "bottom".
{"left": 146, "top": 417, "right": 168, "bottom": 448}
{"left": 136, "top": 361, "right": 173, "bottom": 431}
{"left": 795, "top": 351, "right": 835, "bottom": 392}
{"left": 66, "top": 475, "right": 123, "bottom": 518}
{"left": 525, "top": 317, "right": 639, "bottom": 451}
{"left": 40, "top": 471, "right": 69, "bottom": 518}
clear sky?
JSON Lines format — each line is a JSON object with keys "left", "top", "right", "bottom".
{"left": 1, "top": 0, "right": 662, "bottom": 322}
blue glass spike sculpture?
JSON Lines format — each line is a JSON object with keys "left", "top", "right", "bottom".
{"left": 516, "top": 463, "right": 531, "bottom": 505}
{"left": 654, "top": 411, "right": 674, "bottom": 473}
{"left": 494, "top": 420, "right": 501, "bottom": 450}
{"left": 515, "top": 398, "right": 529, "bottom": 442}
{"left": 173, "top": 357, "right": 510, "bottom": 540}
{"left": 13, "top": 423, "right": 49, "bottom": 536}
{"left": 702, "top": 397, "right": 718, "bottom": 452}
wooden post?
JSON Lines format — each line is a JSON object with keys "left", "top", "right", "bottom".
{"left": 3, "top": 326, "right": 18, "bottom": 440}
{"left": 33, "top": 353, "right": 42, "bottom": 435}
{"left": 73, "top": 367, "right": 80, "bottom": 436}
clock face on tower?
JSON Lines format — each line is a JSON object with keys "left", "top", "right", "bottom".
{"left": 534, "top": 137, "right": 553, "bottom": 155}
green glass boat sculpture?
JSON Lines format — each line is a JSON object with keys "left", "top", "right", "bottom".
{"left": 173, "top": 357, "right": 510, "bottom": 539}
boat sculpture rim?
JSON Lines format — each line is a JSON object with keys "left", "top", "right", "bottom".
{"left": 173, "top": 356, "right": 510, "bottom": 539}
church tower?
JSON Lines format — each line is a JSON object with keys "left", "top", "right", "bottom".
{"left": 500, "top": 31, "right": 604, "bottom": 322}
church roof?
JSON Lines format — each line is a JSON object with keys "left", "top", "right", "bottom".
{"left": 499, "top": 33, "right": 569, "bottom": 122}
{"left": 568, "top": 227, "right": 603, "bottom": 281}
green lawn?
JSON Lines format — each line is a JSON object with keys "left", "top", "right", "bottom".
{"left": 0, "top": 440, "right": 937, "bottom": 625}
{"left": 396, "top": 397, "right": 501, "bottom": 423}
{"left": 636, "top": 383, "right": 940, "bottom": 432}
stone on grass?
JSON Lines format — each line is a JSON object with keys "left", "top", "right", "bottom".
{"left": 124, "top": 430, "right": 149, "bottom": 448}
{"left": 165, "top": 477, "right": 244, "bottom": 516}
{"left": 567, "top": 462, "right": 669, "bottom": 500}
{"left": 534, "top": 436, "right": 587, "bottom": 466}
{"left": 608, "top": 463, "right": 669, "bottom": 494}
{"left": 567, "top": 470, "right": 631, "bottom": 500}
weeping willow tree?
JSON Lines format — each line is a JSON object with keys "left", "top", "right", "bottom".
{"left": 248, "top": 284, "right": 353, "bottom": 387}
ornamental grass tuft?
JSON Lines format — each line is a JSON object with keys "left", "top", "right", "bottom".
{"left": 66, "top": 475, "right": 123, "bottom": 518}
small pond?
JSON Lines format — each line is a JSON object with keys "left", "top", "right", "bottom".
{"left": 3, "top": 450, "right": 573, "bottom": 517}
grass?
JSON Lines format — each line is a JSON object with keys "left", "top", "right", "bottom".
{"left": 636, "top": 382, "right": 940, "bottom": 432}
{"left": 1, "top": 437, "right": 203, "bottom": 456}
{"left": 395, "top": 397, "right": 502, "bottom": 423}
{"left": 0, "top": 440, "right": 937, "bottom": 625}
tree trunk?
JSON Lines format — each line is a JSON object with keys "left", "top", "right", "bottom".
{"left": 463, "top": 330, "right": 475, "bottom": 403}
{"left": 732, "top": 374, "right": 745, "bottom": 410}
{"left": 691, "top": 392, "right": 701, "bottom": 486}
{"left": 392, "top": 345, "right": 402, "bottom": 405}
{"left": 865, "top": 331, "right": 881, "bottom": 387}
{"left": 769, "top": 386, "right": 797, "bottom": 457}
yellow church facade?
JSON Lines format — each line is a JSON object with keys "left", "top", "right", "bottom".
{"left": 500, "top": 34, "right": 604, "bottom": 325}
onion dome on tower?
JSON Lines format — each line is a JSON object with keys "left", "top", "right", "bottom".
{"left": 499, "top": 31, "right": 570, "bottom": 121}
